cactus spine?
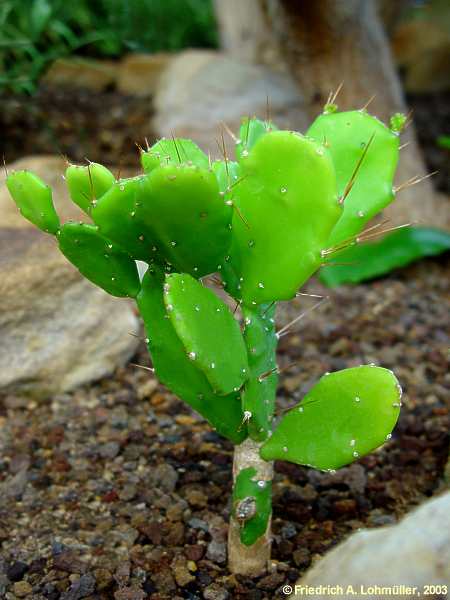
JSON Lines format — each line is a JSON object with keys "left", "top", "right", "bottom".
{"left": 7, "top": 105, "right": 406, "bottom": 576}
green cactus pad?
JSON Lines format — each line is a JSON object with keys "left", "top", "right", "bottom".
{"left": 164, "top": 273, "right": 249, "bottom": 395}
{"left": 58, "top": 222, "right": 140, "bottom": 297}
{"left": 65, "top": 163, "right": 115, "bottom": 214}
{"left": 307, "top": 110, "right": 399, "bottom": 248}
{"left": 7, "top": 170, "right": 60, "bottom": 234}
{"left": 225, "top": 130, "right": 340, "bottom": 304}
{"left": 92, "top": 166, "right": 231, "bottom": 276}
{"left": 232, "top": 467, "right": 272, "bottom": 546}
{"left": 260, "top": 366, "right": 402, "bottom": 470}
{"left": 242, "top": 304, "right": 278, "bottom": 441}
{"left": 212, "top": 159, "right": 241, "bottom": 194}
{"left": 141, "top": 138, "right": 209, "bottom": 173}
{"left": 137, "top": 268, "right": 246, "bottom": 443}
{"left": 235, "top": 117, "right": 277, "bottom": 161}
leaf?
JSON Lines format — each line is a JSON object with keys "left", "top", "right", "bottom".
{"left": 141, "top": 138, "right": 209, "bottom": 172}
{"left": 232, "top": 467, "right": 272, "bottom": 546}
{"left": 260, "top": 366, "right": 402, "bottom": 470}
{"left": 164, "top": 273, "right": 249, "bottom": 395}
{"left": 319, "top": 227, "right": 450, "bottom": 287}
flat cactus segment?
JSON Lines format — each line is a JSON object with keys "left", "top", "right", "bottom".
{"left": 7, "top": 170, "right": 60, "bottom": 234}
{"left": 164, "top": 273, "right": 249, "bottom": 395}
{"left": 260, "top": 366, "right": 401, "bottom": 470}
{"left": 145, "top": 164, "right": 232, "bottom": 277}
{"left": 242, "top": 305, "right": 278, "bottom": 441}
{"left": 92, "top": 175, "right": 154, "bottom": 261}
{"left": 225, "top": 130, "right": 340, "bottom": 304}
{"left": 141, "top": 138, "right": 209, "bottom": 172}
{"left": 235, "top": 117, "right": 278, "bottom": 161}
{"left": 57, "top": 223, "right": 140, "bottom": 297}
{"left": 92, "top": 166, "right": 231, "bottom": 276}
{"left": 212, "top": 159, "right": 241, "bottom": 194}
{"left": 137, "top": 268, "right": 246, "bottom": 443}
{"left": 65, "top": 163, "right": 115, "bottom": 214}
{"left": 232, "top": 467, "right": 272, "bottom": 546}
{"left": 307, "top": 110, "right": 399, "bottom": 248}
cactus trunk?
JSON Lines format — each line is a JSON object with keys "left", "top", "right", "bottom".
{"left": 228, "top": 438, "right": 273, "bottom": 576}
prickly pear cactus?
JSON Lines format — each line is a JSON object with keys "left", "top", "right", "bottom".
{"left": 6, "top": 105, "right": 405, "bottom": 572}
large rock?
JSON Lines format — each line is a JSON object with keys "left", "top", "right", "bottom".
{"left": 42, "top": 58, "right": 117, "bottom": 92}
{"left": 117, "top": 52, "right": 173, "bottom": 97}
{"left": 0, "top": 156, "right": 139, "bottom": 397}
{"left": 291, "top": 492, "right": 450, "bottom": 599}
{"left": 152, "top": 50, "right": 308, "bottom": 155}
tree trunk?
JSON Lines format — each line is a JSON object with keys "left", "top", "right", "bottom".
{"left": 214, "top": 0, "right": 450, "bottom": 229}
{"left": 228, "top": 438, "right": 273, "bottom": 576}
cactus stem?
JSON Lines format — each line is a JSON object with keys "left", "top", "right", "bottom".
{"left": 228, "top": 438, "right": 273, "bottom": 576}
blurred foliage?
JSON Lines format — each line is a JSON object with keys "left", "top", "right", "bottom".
{"left": 319, "top": 227, "right": 450, "bottom": 287}
{"left": 437, "top": 135, "right": 450, "bottom": 150}
{"left": 0, "top": 0, "right": 218, "bottom": 94}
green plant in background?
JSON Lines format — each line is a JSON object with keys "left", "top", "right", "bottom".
{"left": 7, "top": 105, "right": 405, "bottom": 575}
{"left": 0, "top": 0, "right": 218, "bottom": 93}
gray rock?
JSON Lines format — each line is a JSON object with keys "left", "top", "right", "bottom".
{"left": 152, "top": 50, "right": 307, "bottom": 157}
{"left": 0, "top": 156, "right": 139, "bottom": 398}
{"left": 61, "top": 573, "right": 96, "bottom": 600}
{"left": 148, "top": 463, "right": 179, "bottom": 493}
{"left": 206, "top": 540, "right": 227, "bottom": 564}
{"left": 291, "top": 492, "right": 450, "bottom": 599}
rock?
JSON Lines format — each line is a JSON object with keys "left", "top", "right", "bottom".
{"left": 291, "top": 492, "right": 450, "bottom": 599}
{"left": 152, "top": 50, "right": 307, "bottom": 156}
{"left": 203, "top": 583, "right": 230, "bottom": 600}
{"left": 172, "top": 556, "right": 195, "bottom": 587}
{"left": 0, "top": 468, "right": 28, "bottom": 500}
{"left": 148, "top": 463, "right": 179, "bottom": 493}
{"left": 0, "top": 156, "right": 139, "bottom": 397}
{"left": 206, "top": 540, "right": 227, "bottom": 565}
{"left": 6, "top": 561, "right": 29, "bottom": 582}
{"left": 117, "top": 53, "right": 173, "bottom": 97}
{"left": 43, "top": 58, "right": 117, "bottom": 92}
{"left": 13, "top": 580, "right": 32, "bottom": 597}
{"left": 60, "top": 573, "right": 95, "bottom": 600}
{"left": 114, "top": 587, "right": 146, "bottom": 600}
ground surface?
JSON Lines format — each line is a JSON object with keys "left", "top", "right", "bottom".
{"left": 0, "top": 256, "right": 449, "bottom": 600}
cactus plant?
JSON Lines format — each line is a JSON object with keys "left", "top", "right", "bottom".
{"left": 7, "top": 104, "right": 407, "bottom": 577}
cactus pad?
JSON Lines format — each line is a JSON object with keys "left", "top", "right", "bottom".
{"left": 58, "top": 222, "right": 141, "bottom": 297}
{"left": 137, "top": 268, "right": 246, "bottom": 443}
{"left": 260, "top": 366, "right": 402, "bottom": 470}
{"left": 225, "top": 130, "right": 340, "bottom": 303}
{"left": 92, "top": 166, "right": 231, "bottom": 276}
{"left": 65, "top": 163, "right": 115, "bottom": 215}
{"left": 7, "top": 170, "right": 60, "bottom": 234}
{"left": 141, "top": 138, "right": 209, "bottom": 172}
{"left": 307, "top": 110, "right": 399, "bottom": 248}
{"left": 164, "top": 273, "right": 249, "bottom": 394}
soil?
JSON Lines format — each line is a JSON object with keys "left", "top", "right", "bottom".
{"left": 0, "top": 256, "right": 449, "bottom": 600}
